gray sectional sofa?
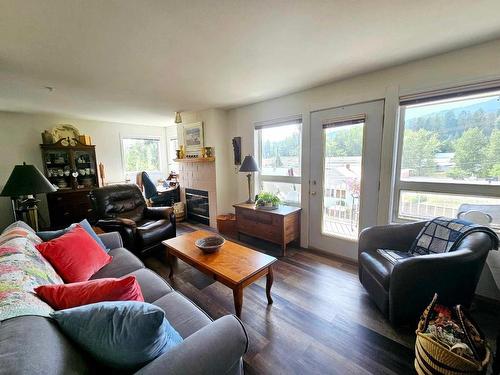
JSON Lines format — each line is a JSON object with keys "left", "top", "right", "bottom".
{"left": 0, "top": 232, "right": 248, "bottom": 375}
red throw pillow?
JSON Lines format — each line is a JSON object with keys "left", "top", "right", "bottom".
{"left": 36, "top": 225, "right": 112, "bottom": 282}
{"left": 35, "top": 276, "right": 144, "bottom": 310}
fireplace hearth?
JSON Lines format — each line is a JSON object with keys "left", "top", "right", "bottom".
{"left": 185, "top": 188, "right": 210, "bottom": 225}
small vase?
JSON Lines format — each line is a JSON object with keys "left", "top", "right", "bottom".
{"left": 41, "top": 130, "right": 53, "bottom": 144}
{"left": 204, "top": 147, "right": 213, "bottom": 158}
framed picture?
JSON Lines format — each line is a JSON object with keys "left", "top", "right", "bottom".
{"left": 183, "top": 122, "right": 204, "bottom": 155}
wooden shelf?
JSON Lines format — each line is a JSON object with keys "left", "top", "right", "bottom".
{"left": 174, "top": 157, "right": 215, "bottom": 163}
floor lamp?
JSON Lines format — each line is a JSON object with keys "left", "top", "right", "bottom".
{"left": 1, "top": 162, "right": 56, "bottom": 231}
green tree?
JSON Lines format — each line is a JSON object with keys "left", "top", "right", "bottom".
{"left": 451, "top": 128, "right": 488, "bottom": 177}
{"left": 486, "top": 129, "right": 500, "bottom": 177}
{"left": 325, "top": 125, "right": 363, "bottom": 157}
{"left": 401, "top": 129, "right": 440, "bottom": 176}
{"left": 489, "top": 164, "right": 500, "bottom": 179}
{"left": 124, "top": 139, "right": 160, "bottom": 172}
{"left": 273, "top": 146, "right": 283, "bottom": 168}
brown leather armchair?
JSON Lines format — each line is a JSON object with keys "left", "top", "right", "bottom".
{"left": 358, "top": 221, "right": 493, "bottom": 326}
{"left": 90, "top": 184, "right": 176, "bottom": 255}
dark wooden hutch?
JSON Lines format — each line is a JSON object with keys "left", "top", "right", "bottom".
{"left": 40, "top": 139, "right": 99, "bottom": 229}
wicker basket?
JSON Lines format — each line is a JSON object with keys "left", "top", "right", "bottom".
{"left": 414, "top": 295, "right": 491, "bottom": 375}
{"left": 173, "top": 202, "right": 185, "bottom": 223}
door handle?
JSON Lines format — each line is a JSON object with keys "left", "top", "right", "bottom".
{"left": 311, "top": 191, "right": 316, "bottom": 196}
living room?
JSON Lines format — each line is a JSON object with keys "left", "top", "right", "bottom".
{"left": 1, "top": 1, "right": 500, "bottom": 374}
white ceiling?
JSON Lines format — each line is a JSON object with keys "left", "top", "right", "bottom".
{"left": 1, "top": 0, "right": 500, "bottom": 126}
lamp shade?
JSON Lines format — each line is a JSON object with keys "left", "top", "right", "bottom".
{"left": 1, "top": 162, "right": 56, "bottom": 197}
{"left": 239, "top": 155, "right": 259, "bottom": 173}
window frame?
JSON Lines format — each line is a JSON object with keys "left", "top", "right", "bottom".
{"left": 167, "top": 136, "right": 179, "bottom": 173}
{"left": 392, "top": 85, "right": 500, "bottom": 223}
{"left": 120, "top": 135, "right": 163, "bottom": 176}
{"left": 255, "top": 116, "right": 302, "bottom": 206}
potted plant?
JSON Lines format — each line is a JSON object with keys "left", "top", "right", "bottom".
{"left": 255, "top": 192, "right": 281, "bottom": 210}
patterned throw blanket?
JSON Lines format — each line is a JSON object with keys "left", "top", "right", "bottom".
{"left": 0, "top": 222, "right": 63, "bottom": 321}
{"left": 410, "top": 217, "right": 498, "bottom": 255}
{"left": 378, "top": 217, "right": 499, "bottom": 264}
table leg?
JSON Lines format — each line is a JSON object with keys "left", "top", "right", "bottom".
{"left": 266, "top": 266, "right": 274, "bottom": 305}
{"left": 167, "top": 252, "right": 175, "bottom": 280}
{"left": 281, "top": 243, "right": 286, "bottom": 257}
{"left": 233, "top": 286, "right": 243, "bottom": 318}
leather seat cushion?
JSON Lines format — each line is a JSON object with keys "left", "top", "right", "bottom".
{"left": 359, "top": 250, "right": 395, "bottom": 290}
{"left": 136, "top": 219, "right": 172, "bottom": 248}
{"left": 152, "top": 292, "right": 212, "bottom": 339}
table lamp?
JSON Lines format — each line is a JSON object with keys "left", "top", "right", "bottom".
{"left": 1, "top": 162, "right": 56, "bottom": 230}
{"left": 239, "top": 155, "right": 260, "bottom": 203}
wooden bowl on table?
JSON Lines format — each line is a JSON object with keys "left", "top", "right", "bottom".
{"left": 194, "top": 236, "right": 225, "bottom": 254}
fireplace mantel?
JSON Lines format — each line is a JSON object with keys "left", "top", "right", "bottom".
{"left": 174, "top": 157, "right": 215, "bottom": 163}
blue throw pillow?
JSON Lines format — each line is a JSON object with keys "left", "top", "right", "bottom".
{"left": 51, "top": 301, "right": 183, "bottom": 369}
{"left": 37, "top": 219, "right": 108, "bottom": 252}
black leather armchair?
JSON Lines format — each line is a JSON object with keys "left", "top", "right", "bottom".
{"left": 90, "top": 184, "right": 176, "bottom": 255}
{"left": 358, "top": 221, "right": 493, "bottom": 326}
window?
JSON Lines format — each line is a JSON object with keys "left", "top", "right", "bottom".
{"left": 394, "top": 85, "right": 500, "bottom": 228}
{"left": 256, "top": 117, "right": 302, "bottom": 205}
{"left": 121, "top": 137, "right": 161, "bottom": 179}
{"left": 167, "top": 137, "right": 179, "bottom": 173}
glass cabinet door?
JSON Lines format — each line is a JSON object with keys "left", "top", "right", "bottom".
{"left": 74, "top": 150, "right": 98, "bottom": 189}
{"left": 44, "top": 149, "right": 72, "bottom": 190}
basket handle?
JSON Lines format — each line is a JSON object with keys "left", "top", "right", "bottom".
{"left": 455, "top": 305, "right": 488, "bottom": 363}
{"left": 417, "top": 293, "right": 439, "bottom": 333}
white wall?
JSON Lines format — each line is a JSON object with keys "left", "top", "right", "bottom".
{"left": 227, "top": 38, "right": 500, "bottom": 245}
{"left": 176, "top": 108, "right": 235, "bottom": 215}
{"left": 226, "top": 38, "right": 500, "bottom": 299}
{"left": 0, "top": 111, "right": 169, "bottom": 230}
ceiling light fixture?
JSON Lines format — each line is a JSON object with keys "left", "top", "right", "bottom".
{"left": 174, "top": 111, "right": 182, "bottom": 124}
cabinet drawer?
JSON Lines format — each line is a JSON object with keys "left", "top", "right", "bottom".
{"left": 239, "top": 209, "right": 273, "bottom": 225}
{"left": 236, "top": 212, "right": 282, "bottom": 243}
{"left": 238, "top": 221, "right": 282, "bottom": 243}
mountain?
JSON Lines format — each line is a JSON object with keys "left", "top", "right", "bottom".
{"left": 405, "top": 97, "right": 500, "bottom": 121}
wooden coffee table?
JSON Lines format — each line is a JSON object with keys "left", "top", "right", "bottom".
{"left": 162, "top": 230, "right": 277, "bottom": 318}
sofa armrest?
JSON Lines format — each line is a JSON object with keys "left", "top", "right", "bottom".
{"left": 358, "top": 221, "right": 426, "bottom": 257}
{"left": 145, "top": 206, "right": 174, "bottom": 221}
{"left": 95, "top": 219, "right": 137, "bottom": 250}
{"left": 135, "top": 315, "right": 248, "bottom": 375}
{"left": 96, "top": 218, "right": 137, "bottom": 230}
{"left": 97, "top": 231, "right": 123, "bottom": 249}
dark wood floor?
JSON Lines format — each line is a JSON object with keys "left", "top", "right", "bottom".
{"left": 144, "top": 222, "right": 499, "bottom": 375}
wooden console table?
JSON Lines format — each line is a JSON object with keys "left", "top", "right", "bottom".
{"left": 233, "top": 203, "right": 301, "bottom": 256}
